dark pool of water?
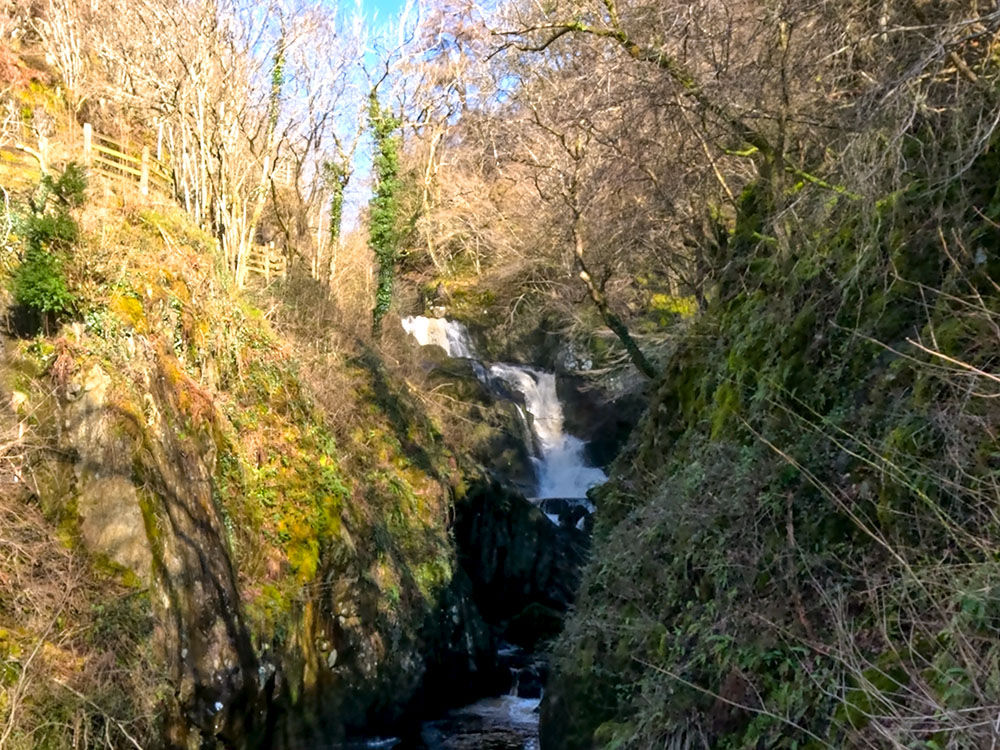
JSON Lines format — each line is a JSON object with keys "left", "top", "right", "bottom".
{"left": 340, "top": 696, "right": 540, "bottom": 750}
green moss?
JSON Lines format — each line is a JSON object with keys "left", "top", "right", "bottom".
{"left": 138, "top": 208, "right": 217, "bottom": 254}
{"left": 550, "top": 124, "right": 1000, "bottom": 750}
{"left": 650, "top": 293, "right": 698, "bottom": 319}
{"left": 593, "top": 721, "right": 633, "bottom": 750}
{"left": 91, "top": 553, "right": 145, "bottom": 590}
{"left": 109, "top": 291, "right": 147, "bottom": 332}
{"left": 710, "top": 381, "right": 740, "bottom": 438}
{"left": 413, "top": 557, "right": 452, "bottom": 600}
{"left": 137, "top": 488, "right": 165, "bottom": 567}
{"left": 835, "top": 661, "right": 909, "bottom": 730}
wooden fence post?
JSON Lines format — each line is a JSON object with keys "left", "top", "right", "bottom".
{"left": 83, "top": 123, "right": 92, "bottom": 166}
{"left": 37, "top": 136, "right": 48, "bottom": 173}
{"left": 140, "top": 146, "right": 150, "bottom": 196}
{"left": 265, "top": 242, "right": 272, "bottom": 282}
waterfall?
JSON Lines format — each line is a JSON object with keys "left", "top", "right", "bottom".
{"left": 488, "top": 364, "right": 607, "bottom": 500}
{"left": 401, "top": 315, "right": 476, "bottom": 359}
{"left": 402, "top": 316, "right": 606, "bottom": 502}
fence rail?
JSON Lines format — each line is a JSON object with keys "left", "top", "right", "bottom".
{"left": 244, "top": 241, "right": 287, "bottom": 282}
{"left": 83, "top": 123, "right": 285, "bottom": 283}
{"left": 82, "top": 123, "right": 177, "bottom": 199}
{"left": 5, "top": 121, "right": 285, "bottom": 285}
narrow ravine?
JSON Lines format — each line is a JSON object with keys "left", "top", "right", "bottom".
{"left": 393, "top": 316, "right": 609, "bottom": 749}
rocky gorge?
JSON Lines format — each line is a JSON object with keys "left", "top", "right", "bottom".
{"left": 0, "top": 206, "right": 628, "bottom": 749}
{"left": 6, "top": 2, "right": 998, "bottom": 746}
{"left": 391, "top": 315, "right": 621, "bottom": 748}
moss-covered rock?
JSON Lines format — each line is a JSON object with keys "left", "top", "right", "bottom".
{"left": 423, "top": 357, "right": 537, "bottom": 490}
{"left": 1, "top": 202, "right": 502, "bottom": 748}
{"left": 543, "top": 158, "right": 1000, "bottom": 748}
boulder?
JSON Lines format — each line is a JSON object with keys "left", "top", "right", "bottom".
{"left": 537, "top": 498, "right": 591, "bottom": 532}
{"left": 556, "top": 375, "right": 646, "bottom": 469}
{"left": 512, "top": 664, "right": 546, "bottom": 700}
{"left": 452, "top": 479, "right": 587, "bottom": 623}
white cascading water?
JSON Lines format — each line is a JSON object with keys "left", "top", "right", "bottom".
{"left": 488, "top": 364, "right": 607, "bottom": 500}
{"left": 401, "top": 315, "right": 476, "bottom": 359}
{"left": 402, "top": 316, "right": 606, "bottom": 501}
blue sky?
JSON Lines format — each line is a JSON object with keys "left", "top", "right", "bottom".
{"left": 338, "top": 0, "right": 413, "bottom": 232}
{"left": 361, "top": 0, "right": 408, "bottom": 24}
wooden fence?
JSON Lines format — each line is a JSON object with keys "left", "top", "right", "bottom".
{"left": 82, "top": 123, "right": 174, "bottom": 199}
{"left": 244, "top": 241, "right": 287, "bottom": 282}
{"left": 2, "top": 120, "right": 287, "bottom": 284}
{"left": 80, "top": 124, "right": 286, "bottom": 282}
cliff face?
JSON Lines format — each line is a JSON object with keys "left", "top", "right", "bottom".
{"left": 543, "top": 167, "right": 1000, "bottom": 748}
{"left": 0, "top": 204, "right": 495, "bottom": 748}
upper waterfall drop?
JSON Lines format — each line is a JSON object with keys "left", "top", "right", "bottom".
{"left": 401, "top": 315, "right": 477, "bottom": 359}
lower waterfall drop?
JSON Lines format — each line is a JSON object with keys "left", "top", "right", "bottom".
{"left": 488, "top": 364, "right": 607, "bottom": 500}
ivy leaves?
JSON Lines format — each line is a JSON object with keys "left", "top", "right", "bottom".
{"left": 367, "top": 91, "right": 403, "bottom": 336}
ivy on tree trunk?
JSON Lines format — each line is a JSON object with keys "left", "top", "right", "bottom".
{"left": 322, "top": 160, "right": 350, "bottom": 247}
{"left": 367, "top": 90, "right": 402, "bottom": 336}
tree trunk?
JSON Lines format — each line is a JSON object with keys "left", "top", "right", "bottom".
{"left": 572, "top": 218, "right": 657, "bottom": 380}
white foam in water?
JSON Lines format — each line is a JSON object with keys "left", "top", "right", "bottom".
{"left": 362, "top": 739, "right": 400, "bottom": 749}
{"left": 455, "top": 695, "right": 541, "bottom": 730}
{"left": 399, "top": 317, "right": 606, "bottom": 503}
{"left": 419, "top": 695, "right": 540, "bottom": 750}
{"left": 488, "top": 364, "right": 607, "bottom": 500}
{"left": 401, "top": 316, "right": 476, "bottom": 359}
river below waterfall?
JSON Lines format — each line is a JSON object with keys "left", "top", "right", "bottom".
{"left": 342, "top": 696, "right": 538, "bottom": 750}
{"left": 415, "top": 695, "right": 540, "bottom": 750}
{"left": 393, "top": 316, "right": 607, "bottom": 749}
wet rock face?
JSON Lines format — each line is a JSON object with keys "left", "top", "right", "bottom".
{"left": 45, "top": 343, "right": 511, "bottom": 748}
{"left": 267, "top": 562, "right": 503, "bottom": 747}
{"left": 423, "top": 357, "right": 537, "bottom": 492}
{"left": 416, "top": 568, "right": 509, "bottom": 715}
{"left": 556, "top": 375, "right": 646, "bottom": 470}
{"left": 452, "top": 479, "right": 587, "bottom": 625}
{"left": 58, "top": 355, "right": 264, "bottom": 749}
{"left": 66, "top": 364, "right": 152, "bottom": 578}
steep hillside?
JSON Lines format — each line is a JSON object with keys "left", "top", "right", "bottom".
{"left": 0, "top": 183, "right": 497, "bottom": 748}
{"left": 543, "top": 148, "right": 1000, "bottom": 747}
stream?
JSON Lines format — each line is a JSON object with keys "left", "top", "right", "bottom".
{"left": 345, "top": 696, "right": 540, "bottom": 750}
{"left": 392, "top": 316, "right": 607, "bottom": 749}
